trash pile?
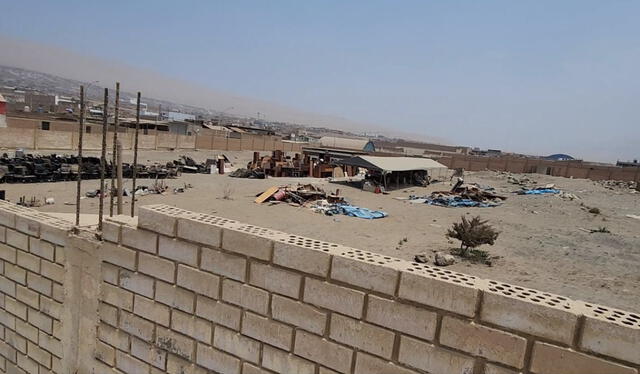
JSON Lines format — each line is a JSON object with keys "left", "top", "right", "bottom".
{"left": 229, "top": 168, "right": 266, "bottom": 179}
{"left": 515, "top": 183, "right": 560, "bottom": 195}
{"left": 242, "top": 151, "right": 307, "bottom": 178}
{"left": 0, "top": 152, "right": 223, "bottom": 184}
{"left": 409, "top": 183, "right": 507, "bottom": 208}
{"left": 597, "top": 179, "right": 638, "bottom": 193}
{"left": 85, "top": 181, "right": 193, "bottom": 198}
{"left": 255, "top": 184, "right": 388, "bottom": 219}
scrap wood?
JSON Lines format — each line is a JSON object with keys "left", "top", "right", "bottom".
{"left": 255, "top": 186, "right": 280, "bottom": 204}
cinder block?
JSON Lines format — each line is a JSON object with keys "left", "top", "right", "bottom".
{"left": 6, "top": 229, "right": 28, "bottom": 250}
{"left": 101, "top": 220, "right": 120, "bottom": 243}
{"left": 133, "top": 295, "right": 170, "bottom": 327}
{"left": 398, "top": 335, "right": 475, "bottom": 374}
{"left": 167, "top": 354, "right": 209, "bottom": 374}
{"left": 5, "top": 329, "right": 26, "bottom": 353}
{"left": 98, "top": 322, "right": 129, "bottom": 351}
{"left": 116, "top": 351, "right": 151, "bottom": 374}
{"left": 54, "top": 245, "right": 64, "bottom": 265}
{"left": 242, "top": 363, "right": 272, "bottom": 374}
{"left": 271, "top": 295, "right": 327, "bottom": 335}
{"left": 28, "top": 309, "right": 53, "bottom": 334}
{"left": 27, "top": 272, "right": 52, "bottom": 296}
{"left": 139, "top": 205, "right": 178, "bottom": 236}
{"left": 241, "top": 311, "right": 293, "bottom": 350}
{"left": 29, "top": 238, "right": 55, "bottom": 262}
{"left": 52, "top": 283, "right": 64, "bottom": 303}
{"left": 171, "top": 310, "right": 212, "bottom": 343}
{"left": 366, "top": 295, "right": 437, "bottom": 341}
{"left": 17, "top": 354, "right": 38, "bottom": 374}
{"left": 0, "top": 243, "right": 17, "bottom": 263}
{"left": 0, "top": 226, "right": 5, "bottom": 243}
{"left": 262, "top": 345, "right": 315, "bottom": 374}
{"left": 329, "top": 314, "right": 395, "bottom": 359}
{"left": 102, "top": 282, "right": 134, "bottom": 311}
{"left": 213, "top": 326, "right": 261, "bottom": 364}
{"left": 27, "top": 341, "right": 51, "bottom": 368}
{"left": 95, "top": 340, "right": 115, "bottom": 366}
{"left": 398, "top": 271, "right": 479, "bottom": 317}
{"left": 294, "top": 331, "right": 353, "bottom": 374}
{"left": 580, "top": 314, "right": 640, "bottom": 365}
{"left": 155, "top": 280, "right": 195, "bottom": 313}
{"left": 159, "top": 236, "right": 198, "bottom": 267}
{"left": 139, "top": 253, "right": 176, "bottom": 283}
{"left": 440, "top": 316, "right": 527, "bottom": 368}
{"left": 0, "top": 208, "right": 16, "bottom": 228}
{"left": 485, "top": 363, "right": 522, "bottom": 374}
{"left": 38, "top": 332, "right": 61, "bottom": 358}
{"left": 131, "top": 336, "right": 167, "bottom": 369}
{"left": 40, "top": 261, "right": 64, "bottom": 284}
{"left": 15, "top": 216, "right": 39, "bottom": 237}
{"left": 0, "top": 275, "right": 16, "bottom": 297}
{"left": 177, "top": 217, "right": 222, "bottom": 248}
{"left": 5, "top": 263, "right": 26, "bottom": 285}
{"left": 222, "top": 279, "right": 269, "bottom": 315}
{"left": 303, "top": 278, "right": 365, "bottom": 318}
{"left": 120, "top": 310, "right": 155, "bottom": 342}
{"left": 39, "top": 225, "right": 67, "bottom": 247}
{"left": 480, "top": 291, "right": 578, "bottom": 345}
{"left": 530, "top": 342, "right": 636, "bottom": 374}
{"left": 16, "top": 285, "right": 39, "bottom": 309}
{"left": 222, "top": 228, "right": 273, "bottom": 261}
{"left": 0, "top": 296, "right": 16, "bottom": 319}
{"left": 249, "top": 262, "right": 301, "bottom": 298}
{"left": 101, "top": 262, "right": 119, "bottom": 285}
{"left": 39, "top": 296, "right": 61, "bottom": 320}
{"left": 16, "top": 319, "right": 37, "bottom": 342}
{"left": 354, "top": 352, "right": 419, "bottom": 374}
{"left": 156, "top": 326, "right": 195, "bottom": 360}
{"left": 177, "top": 264, "right": 220, "bottom": 300}
{"left": 99, "top": 301, "right": 118, "bottom": 326}
{"left": 331, "top": 255, "right": 398, "bottom": 295}
{"left": 195, "top": 295, "right": 242, "bottom": 330}
{"left": 119, "top": 270, "right": 155, "bottom": 298}
{"left": 273, "top": 241, "right": 331, "bottom": 277}
{"left": 201, "top": 247, "right": 246, "bottom": 282}
{"left": 122, "top": 226, "right": 157, "bottom": 253}
{"left": 196, "top": 343, "right": 241, "bottom": 374}
{"left": 16, "top": 251, "right": 40, "bottom": 273}
{"left": 101, "top": 242, "right": 136, "bottom": 270}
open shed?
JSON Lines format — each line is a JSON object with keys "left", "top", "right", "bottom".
{"left": 335, "top": 155, "right": 449, "bottom": 189}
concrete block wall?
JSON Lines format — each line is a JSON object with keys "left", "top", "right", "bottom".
{"left": 0, "top": 200, "right": 73, "bottom": 374}
{"left": 0, "top": 202, "right": 638, "bottom": 374}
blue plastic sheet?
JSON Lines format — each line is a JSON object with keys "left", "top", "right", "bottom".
{"left": 337, "top": 205, "right": 388, "bottom": 219}
{"left": 521, "top": 188, "right": 560, "bottom": 195}
{"left": 424, "top": 197, "right": 499, "bottom": 208}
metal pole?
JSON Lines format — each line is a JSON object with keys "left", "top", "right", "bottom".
{"left": 110, "top": 82, "right": 120, "bottom": 216}
{"left": 131, "top": 92, "right": 141, "bottom": 216}
{"left": 75, "top": 86, "right": 85, "bottom": 226}
{"left": 98, "top": 88, "right": 108, "bottom": 231}
{"left": 116, "top": 139, "right": 123, "bottom": 214}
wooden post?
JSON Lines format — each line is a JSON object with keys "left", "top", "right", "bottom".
{"left": 98, "top": 88, "right": 109, "bottom": 231}
{"left": 116, "top": 139, "right": 123, "bottom": 214}
{"left": 110, "top": 82, "right": 120, "bottom": 216}
{"left": 75, "top": 85, "right": 85, "bottom": 226}
{"left": 131, "top": 92, "right": 141, "bottom": 217}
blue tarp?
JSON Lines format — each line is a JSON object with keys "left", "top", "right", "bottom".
{"left": 337, "top": 205, "right": 388, "bottom": 219}
{"left": 521, "top": 188, "right": 561, "bottom": 195}
{"left": 424, "top": 196, "right": 499, "bottom": 208}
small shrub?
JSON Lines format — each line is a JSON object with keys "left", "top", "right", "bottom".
{"left": 590, "top": 227, "right": 610, "bottom": 233}
{"left": 222, "top": 185, "right": 234, "bottom": 200}
{"left": 446, "top": 216, "right": 499, "bottom": 256}
{"left": 588, "top": 207, "right": 600, "bottom": 214}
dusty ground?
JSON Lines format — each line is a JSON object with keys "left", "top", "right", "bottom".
{"left": 2, "top": 149, "right": 639, "bottom": 312}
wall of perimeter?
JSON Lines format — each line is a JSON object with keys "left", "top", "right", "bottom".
{"left": 0, "top": 202, "right": 639, "bottom": 374}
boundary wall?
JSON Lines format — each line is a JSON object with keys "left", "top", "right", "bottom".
{"left": 436, "top": 155, "right": 640, "bottom": 183}
{"left": 0, "top": 128, "right": 306, "bottom": 153}
{"left": 0, "top": 201, "right": 638, "bottom": 374}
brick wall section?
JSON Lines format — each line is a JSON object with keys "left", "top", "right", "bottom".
{"left": 0, "top": 201, "right": 72, "bottom": 374}
{"left": 0, "top": 202, "right": 639, "bottom": 374}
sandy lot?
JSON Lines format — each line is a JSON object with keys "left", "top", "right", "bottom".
{"left": 2, "top": 149, "right": 639, "bottom": 312}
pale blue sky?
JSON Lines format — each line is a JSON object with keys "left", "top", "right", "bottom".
{"left": 1, "top": 1, "right": 639, "bottom": 161}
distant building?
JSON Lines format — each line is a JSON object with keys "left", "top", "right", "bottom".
{"left": 376, "top": 139, "right": 468, "bottom": 156}
{"left": 319, "top": 136, "right": 376, "bottom": 152}
{"left": 617, "top": 160, "right": 639, "bottom": 168}
{"left": 24, "top": 93, "right": 55, "bottom": 112}
{"left": 545, "top": 154, "right": 575, "bottom": 161}
{"left": 167, "top": 111, "right": 196, "bottom": 122}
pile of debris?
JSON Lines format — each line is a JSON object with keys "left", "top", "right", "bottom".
{"left": 409, "top": 183, "right": 506, "bottom": 208}
{"left": 255, "top": 184, "right": 387, "bottom": 219}
{"left": 244, "top": 151, "right": 307, "bottom": 178}
{"left": 229, "top": 168, "right": 266, "bottom": 179}
{"left": 597, "top": 179, "right": 638, "bottom": 192}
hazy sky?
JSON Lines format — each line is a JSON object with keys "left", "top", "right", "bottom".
{"left": 1, "top": 1, "right": 639, "bottom": 162}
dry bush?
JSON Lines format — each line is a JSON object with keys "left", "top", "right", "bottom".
{"left": 222, "top": 185, "right": 234, "bottom": 200}
{"left": 447, "top": 216, "right": 499, "bottom": 256}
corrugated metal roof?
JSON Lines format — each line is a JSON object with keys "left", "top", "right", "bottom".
{"left": 339, "top": 156, "right": 447, "bottom": 172}
{"left": 319, "top": 136, "right": 371, "bottom": 151}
